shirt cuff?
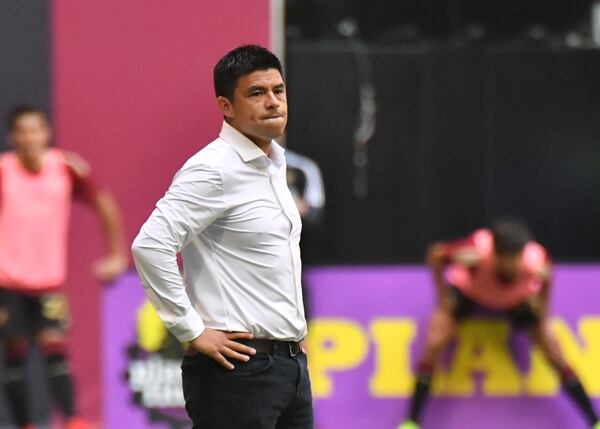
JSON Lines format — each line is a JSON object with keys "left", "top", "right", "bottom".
{"left": 168, "top": 309, "right": 205, "bottom": 343}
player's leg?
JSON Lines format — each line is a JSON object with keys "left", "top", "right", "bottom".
{"left": 34, "top": 293, "right": 87, "bottom": 429}
{"left": 398, "top": 288, "right": 465, "bottom": 429}
{"left": 36, "top": 329, "right": 75, "bottom": 417}
{"left": 404, "top": 308, "right": 456, "bottom": 425}
{"left": 518, "top": 304, "right": 600, "bottom": 428}
{"left": 1, "top": 290, "right": 34, "bottom": 427}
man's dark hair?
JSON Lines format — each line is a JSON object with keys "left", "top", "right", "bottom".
{"left": 213, "top": 45, "right": 283, "bottom": 100}
{"left": 7, "top": 105, "right": 48, "bottom": 130}
{"left": 491, "top": 217, "right": 533, "bottom": 254}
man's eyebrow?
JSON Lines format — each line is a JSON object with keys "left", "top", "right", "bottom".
{"left": 246, "top": 83, "right": 286, "bottom": 93}
{"left": 246, "top": 85, "right": 267, "bottom": 93}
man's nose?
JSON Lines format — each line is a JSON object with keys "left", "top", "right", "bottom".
{"left": 265, "top": 91, "right": 280, "bottom": 109}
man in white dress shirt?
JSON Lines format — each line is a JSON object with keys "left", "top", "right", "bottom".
{"left": 131, "top": 45, "right": 313, "bottom": 429}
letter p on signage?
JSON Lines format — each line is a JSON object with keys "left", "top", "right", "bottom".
{"left": 307, "top": 319, "right": 368, "bottom": 397}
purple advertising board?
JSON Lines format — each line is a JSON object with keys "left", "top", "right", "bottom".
{"left": 103, "top": 266, "right": 600, "bottom": 429}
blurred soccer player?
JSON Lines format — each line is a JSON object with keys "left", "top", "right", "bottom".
{"left": 398, "top": 219, "right": 600, "bottom": 429}
{"left": 0, "top": 106, "right": 127, "bottom": 429}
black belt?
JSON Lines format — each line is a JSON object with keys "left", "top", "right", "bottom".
{"left": 238, "top": 339, "right": 302, "bottom": 358}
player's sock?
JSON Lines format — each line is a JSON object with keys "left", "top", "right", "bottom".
{"left": 66, "top": 415, "right": 95, "bottom": 429}
{"left": 407, "top": 361, "right": 434, "bottom": 423}
{"left": 5, "top": 340, "right": 31, "bottom": 426}
{"left": 397, "top": 420, "right": 420, "bottom": 429}
{"left": 42, "top": 341, "right": 76, "bottom": 418}
{"left": 560, "top": 366, "right": 599, "bottom": 426}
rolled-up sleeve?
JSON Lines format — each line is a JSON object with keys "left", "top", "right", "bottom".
{"left": 131, "top": 163, "right": 226, "bottom": 342}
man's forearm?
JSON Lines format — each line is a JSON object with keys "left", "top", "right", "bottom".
{"left": 94, "top": 190, "right": 127, "bottom": 257}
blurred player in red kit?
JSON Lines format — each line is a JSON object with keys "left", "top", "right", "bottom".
{"left": 398, "top": 219, "right": 600, "bottom": 429}
{"left": 0, "top": 106, "right": 127, "bottom": 429}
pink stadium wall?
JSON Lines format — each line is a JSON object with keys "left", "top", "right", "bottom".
{"left": 52, "top": 0, "right": 270, "bottom": 421}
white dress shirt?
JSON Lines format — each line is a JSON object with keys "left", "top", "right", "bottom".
{"left": 132, "top": 121, "right": 307, "bottom": 343}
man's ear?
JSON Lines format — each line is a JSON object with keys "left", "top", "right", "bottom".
{"left": 217, "top": 96, "right": 234, "bottom": 119}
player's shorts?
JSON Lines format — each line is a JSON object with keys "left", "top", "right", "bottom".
{"left": 448, "top": 286, "right": 540, "bottom": 330}
{"left": 0, "top": 288, "right": 70, "bottom": 337}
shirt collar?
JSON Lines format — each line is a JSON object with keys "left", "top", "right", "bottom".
{"left": 219, "top": 121, "right": 285, "bottom": 169}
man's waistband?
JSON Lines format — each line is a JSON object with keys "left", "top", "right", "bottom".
{"left": 237, "top": 339, "right": 303, "bottom": 358}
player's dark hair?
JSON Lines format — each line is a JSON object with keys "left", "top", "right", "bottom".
{"left": 7, "top": 105, "right": 48, "bottom": 130}
{"left": 213, "top": 45, "right": 283, "bottom": 100}
{"left": 491, "top": 218, "right": 533, "bottom": 254}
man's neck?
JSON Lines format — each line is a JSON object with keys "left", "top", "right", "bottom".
{"left": 251, "top": 138, "right": 272, "bottom": 157}
{"left": 15, "top": 150, "right": 45, "bottom": 173}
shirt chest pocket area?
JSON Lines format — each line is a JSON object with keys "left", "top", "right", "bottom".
{"left": 217, "top": 199, "right": 293, "bottom": 244}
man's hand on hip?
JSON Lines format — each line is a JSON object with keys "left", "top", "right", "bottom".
{"left": 189, "top": 329, "right": 256, "bottom": 370}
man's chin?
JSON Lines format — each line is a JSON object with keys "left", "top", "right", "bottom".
{"left": 262, "top": 126, "right": 286, "bottom": 140}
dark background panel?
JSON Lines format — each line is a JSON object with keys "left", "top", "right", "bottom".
{"left": 286, "top": 0, "right": 594, "bottom": 41}
{"left": 286, "top": 45, "right": 424, "bottom": 262}
{"left": 491, "top": 50, "right": 600, "bottom": 259}
{"left": 0, "top": 1, "right": 52, "bottom": 426}
{"left": 426, "top": 49, "right": 488, "bottom": 242}
{"left": 286, "top": 46, "right": 357, "bottom": 261}
{"left": 355, "top": 50, "right": 424, "bottom": 260}
{"left": 0, "top": 0, "right": 50, "bottom": 151}
{"left": 286, "top": 43, "right": 600, "bottom": 264}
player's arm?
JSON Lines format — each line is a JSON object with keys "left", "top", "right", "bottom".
{"left": 65, "top": 152, "right": 128, "bottom": 282}
{"left": 90, "top": 189, "right": 128, "bottom": 282}
{"left": 426, "top": 241, "right": 452, "bottom": 307}
{"left": 427, "top": 235, "right": 479, "bottom": 308}
{"left": 537, "top": 260, "right": 553, "bottom": 320}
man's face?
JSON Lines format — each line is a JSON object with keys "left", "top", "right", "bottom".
{"left": 218, "top": 68, "right": 287, "bottom": 145}
{"left": 9, "top": 113, "right": 50, "bottom": 159}
{"left": 493, "top": 251, "right": 522, "bottom": 283}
